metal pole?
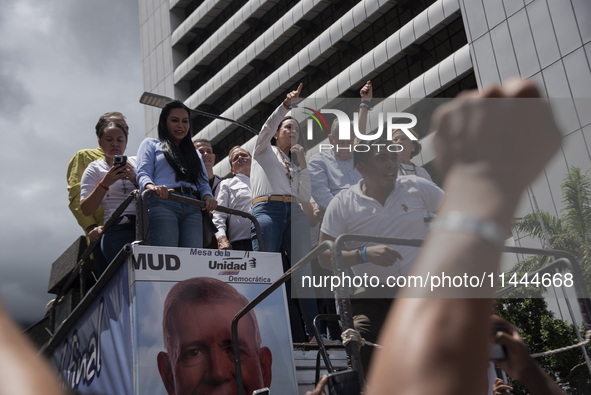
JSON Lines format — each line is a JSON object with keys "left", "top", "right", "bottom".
{"left": 139, "top": 92, "right": 259, "bottom": 136}
{"left": 231, "top": 241, "right": 333, "bottom": 395}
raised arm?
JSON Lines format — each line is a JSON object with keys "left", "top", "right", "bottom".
{"left": 357, "top": 80, "right": 372, "bottom": 135}
{"left": 254, "top": 83, "right": 302, "bottom": 156}
{"left": 366, "top": 80, "right": 561, "bottom": 395}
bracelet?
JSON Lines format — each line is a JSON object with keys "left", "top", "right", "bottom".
{"left": 358, "top": 101, "right": 372, "bottom": 112}
{"left": 429, "top": 211, "right": 507, "bottom": 247}
{"left": 361, "top": 246, "right": 368, "bottom": 263}
{"left": 99, "top": 182, "right": 109, "bottom": 191}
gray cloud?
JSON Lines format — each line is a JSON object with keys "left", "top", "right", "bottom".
{"left": 0, "top": 59, "right": 33, "bottom": 119}
{"left": 0, "top": 2, "right": 33, "bottom": 118}
{"left": 57, "top": 0, "right": 142, "bottom": 74}
{"left": 0, "top": 0, "right": 145, "bottom": 327}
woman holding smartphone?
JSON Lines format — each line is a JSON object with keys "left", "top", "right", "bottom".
{"left": 136, "top": 100, "right": 217, "bottom": 248}
{"left": 80, "top": 121, "right": 138, "bottom": 275}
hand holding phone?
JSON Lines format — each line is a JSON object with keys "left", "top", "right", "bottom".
{"left": 114, "top": 155, "right": 127, "bottom": 167}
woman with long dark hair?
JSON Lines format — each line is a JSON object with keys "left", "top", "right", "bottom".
{"left": 137, "top": 100, "right": 217, "bottom": 247}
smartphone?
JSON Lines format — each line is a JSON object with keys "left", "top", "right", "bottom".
{"left": 114, "top": 155, "right": 127, "bottom": 167}
{"left": 252, "top": 388, "right": 270, "bottom": 395}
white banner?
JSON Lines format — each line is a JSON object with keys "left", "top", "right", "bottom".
{"left": 129, "top": 245, "right": 298, "bottom": 395}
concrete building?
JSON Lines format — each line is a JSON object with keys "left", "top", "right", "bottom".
{"left": 136, "top": 0, "right": 591, "bottom": 390}
{"left": 138, "top": 0, "right": 591, "bottom": 298}
{"left": 138, "top": 0, "right": 590, "bottom": 209}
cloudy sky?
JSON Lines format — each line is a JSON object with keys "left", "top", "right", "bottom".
{"left": 0, "top": 0, "right": 147, "bottom": 326}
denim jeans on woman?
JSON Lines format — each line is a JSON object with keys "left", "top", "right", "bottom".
{"left": 251, "top": 200, "right": 318, "bottom": 341}
{"left": 147, "top": 193, "right": 203, "bottom": 248}
{"left": 100, "top": 215, "right": 136, "bottom": 275}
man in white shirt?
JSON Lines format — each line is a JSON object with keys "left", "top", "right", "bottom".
{"left": 319, "top": 137, "right": 444, "bottom": 374}
{"left": 213, "top": 147, "right": 253, "bottom": 251}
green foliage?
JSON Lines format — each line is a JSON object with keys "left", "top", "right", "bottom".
{"left": 561, "top": 168, "right": 591, "bottom": 244}
{"left": 511, "top": 166, "right": 591, "bottom": 288}
{"left": 500, "top": 167, "right": 591, "bottom": 393}
{"left": 495, "top": 298, "right": 591, "bottom": 394}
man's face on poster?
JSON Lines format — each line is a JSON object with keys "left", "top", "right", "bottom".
{"left": 157, "top": 301, "right": 272, "bottom": 395}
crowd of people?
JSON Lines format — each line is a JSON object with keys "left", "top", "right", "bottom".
{"left": 0, "top": 78, "right": 568, "bottom": 395}
{"left": 53, "top": 79, "right": 571, "bottom": 395}
{"left": 69, "top": 81, "right": 393, "bottom": 344}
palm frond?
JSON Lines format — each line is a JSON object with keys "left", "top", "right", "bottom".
{"left": 513, "top": 211, "right": 563, "bottom": 245}
{"left": 561, "top": 167, "right": 591, "bottom": 242}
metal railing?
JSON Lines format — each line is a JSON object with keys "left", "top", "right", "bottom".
{"left": 49, "top": 189, "right": 265, "bottom": 333}
{"left": 138, "top": 189, "right": 265, "bottom": 251}
{"left": 49, "top": 191, "right": 139, "bottom": 331}
{"left": 230, "top": 234, "right": 591, "bottom": 394}
{"left": 231, "top": 240, "right": 334, "bottom": 394}
{"left": 49, "top": 196, "right": 591, "bottom": 394}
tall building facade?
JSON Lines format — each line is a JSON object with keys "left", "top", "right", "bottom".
{"left": 139, "top": 0, "right": 591, "bottom": 253}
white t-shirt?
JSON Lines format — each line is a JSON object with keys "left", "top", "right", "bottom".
{"left": 80, "top": 157, "right": 138, "bottom": 223}
{"left": 321, "top": 175, "right": 444, "bottom": 279}
{"left": 212, "top": 173, "right": 252, "bottom": 242}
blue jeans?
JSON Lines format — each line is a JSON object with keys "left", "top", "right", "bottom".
{"left": 251, "top": 200, "right": 318, "bottom": 340}
{"left": 148, "top": 194, "right": 203, "bottom": 248}
{"left": 101, "top": 215, "right": 136, "bottom": 274}
{"left": 92, "top": 242, "right": 108, "bottom": 279}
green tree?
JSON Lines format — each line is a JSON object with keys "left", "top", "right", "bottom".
{"left": 512, "top": 167, "right": 591, "bottom": 287}
{"left": 497, "top": 167, "right": 591, "bottom": 393}
{"left": 495, "top": 298, "right": 591, "bottom": 394}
